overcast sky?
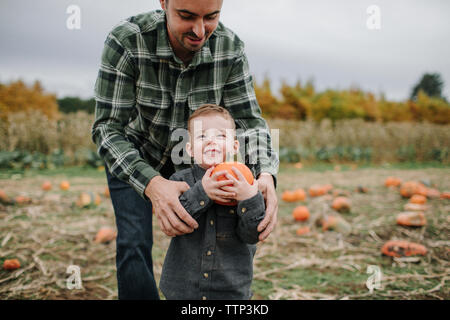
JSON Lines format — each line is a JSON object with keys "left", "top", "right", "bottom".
{"left": 0, "top": 0, "right": 449, "bottom": 101}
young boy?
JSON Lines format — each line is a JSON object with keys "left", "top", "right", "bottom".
{"left": 159, "top": 104, "right": 266, "bottom": 300}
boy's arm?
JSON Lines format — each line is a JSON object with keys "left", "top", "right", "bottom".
{"left": 236, "top": 191, "right": 266, "bottom": 244}
{"left": 169, "top": 172, "right": 213, "bottom": 220}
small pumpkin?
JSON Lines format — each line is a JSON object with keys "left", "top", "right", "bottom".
{"left": 41, "top": 181, "right": 52, "bottom": 191}
{"left": 3, "top": 259, "right": 21, "bottom": 271}
{"left": 14, "top": 195, "right": 32, "bottom": 205}
{"left": 104, "top": 186, "right": 110, "bottom": 198}
{"left": 212, "top": 162, "right": 254, "bottom": 206}
{"left": 396, "top": 212, "right": 426, "bottom": 227}
{"left": 94, "top": 227, "right": 117, "bottom": 244}
{"left": 296, "top": 226, "right": 310, "bottom": 236}
{"left": 381, "top": 240, "right": 427, "bottom": 257}
{"left": 60, "top": 181, "right": 70, "bottom": 191}
{"left": 409, "top": 194, "right": 427, "bottom": 205}
{"left": 440, "top": 192, "right": 450, "bottom": 199}
{"left": 356, "top": 185, "right": 369, "bottom": 193}
{"left": 425, "top": 188, "right": 440, "bottom": 199}
{"left": 321, "top": 215, "right": 351, "bottom": 234}
{"left": 403, "top": 203, "right": 428, "bottom": 212}
{"left": 385, "top": 177, "right": 402, "bottom": 187}
{"left": 0, "top": 190, "right": 12, "bottom": 205}
{"left": 309, "top": 185, "right": 327, "bottom": 197}
{"left": 292, "top": 206, "right": 310, "bottom": 221}
{"left": 331, "top": 197, "right": 351, "bottom": 213}
{"left": 293, "top": 188, "right": 306, "bottom": 201}
{"left": 400, "top": 181, "right": 427, "bottom": 198}
{"left": 282, "top": 190, "right": 297, "bottom": 203}
{"left": 76, "top": 192, "right": 101, "bottom": 208}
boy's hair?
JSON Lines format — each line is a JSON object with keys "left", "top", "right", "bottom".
{"left": 187, "top": 104, "right": 236, "bottom": 133}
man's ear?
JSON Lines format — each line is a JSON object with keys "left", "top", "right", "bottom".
{"left": 186, "top": 141, "right": 192, "bottom": 158}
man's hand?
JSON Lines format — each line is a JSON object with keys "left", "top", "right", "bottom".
{"left": 255, "top": 173, "right": 278, "bottom": 241}
{"left": 145, "top": 176, "right": 199, "bottom": 237}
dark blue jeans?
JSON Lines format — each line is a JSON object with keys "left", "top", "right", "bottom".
{"left": 105, "top": 165, "right": 160, "bottom": 300}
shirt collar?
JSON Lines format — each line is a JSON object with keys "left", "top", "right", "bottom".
{"left": 155, "top": 11, "right": 214, "bottom": 66}
{"left": 192, "top": 163, "right": 208, "bottom": 182}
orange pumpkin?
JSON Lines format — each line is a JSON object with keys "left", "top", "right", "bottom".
{"left": 41, "top": 181, "right": 52, "bottom": 191}
{"left": 309, "top": 185, "right": 327, "bottom": 197}
{"left": 385, "top": 177, "right": 402, "bottom": 187}
{"left": 321, "top": 215, "right": 351, "bottom": 234}
{"left": 94, "top": 227, "right": 117, "bottom": 244}
{"left": 409, "top": 194, "right": 427, "bottom": 205}
{"left": 104, "top": 186, "right": 110, "bottom": 198}
{"left": 0, "top": 189, "right": 12, "bottom": 205}
{"left": 76, "top": 192, "right": 101, "bottom": 208}
{"left": 292, "top": 206, "right": 310, "bottom": 221}
{"left": 60, "top": 181, "right": 70, "bottom": 191}
{"left": 322, "top": 184, "right": 333, "bottom": 193}
{"left": 331, "top": 197, "right": 351, "bottom": 212}
{"left": 282, "top": 190, "right": 297, "bottom": 202}
{"left": 403, "top": 203, "right": 428, "bottom": 212}
{"left": 440, "top": 192, "right": 450, "bottom": 199}
{"left": 14, "top": 195, "right": 32, "bottom": 205}
{"left": 3, "top": 259, "right": 21, "bottom": 271}
{"left": 381, "top": 240, "right": 427, "bottom": 257}
{"left": 296, "top": 226, "right": 310, "bottom": 236}
{"left": 400, "top": 181, "right": 427, "bottom": 198}
{"left": 396, "top": 212, "right": 426, "bottom": 227}
{"left": 212, "top": 162, "right": 254, "bottom": 206}
{"left": 293, "top": 188, "right": 306, "bottom": 201}
{"left": 425, "top": 188, "right": 440, "bottom": 199}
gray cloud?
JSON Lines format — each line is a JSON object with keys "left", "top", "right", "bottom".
{"left": 0, "top": 0, "right": 449, "bottom": 100}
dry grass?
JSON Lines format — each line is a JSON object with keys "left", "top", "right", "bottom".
{"left": 0, "top": 164, "right": 449, "bottom": 300}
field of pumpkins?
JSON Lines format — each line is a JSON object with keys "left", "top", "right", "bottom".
{"left": 0, "top": 164, "right": 449, "bottom": 300}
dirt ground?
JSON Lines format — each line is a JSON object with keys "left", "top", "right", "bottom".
{"left": 0, "top": 164, "right": 449, "bottom": 300}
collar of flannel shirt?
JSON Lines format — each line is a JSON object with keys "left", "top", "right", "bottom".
{"left": 154, "top": 10, "right": 215, "bottom": 67}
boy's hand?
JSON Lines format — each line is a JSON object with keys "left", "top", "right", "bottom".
{"left": 220, "top": 167, "right": 259, "bottom": 201}
{"left": 202, "top": 166, "right": 236, "bottom": 203}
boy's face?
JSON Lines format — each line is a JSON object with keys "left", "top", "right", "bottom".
{"left": 186, "top": 114, "right": 239, "bottom": 169}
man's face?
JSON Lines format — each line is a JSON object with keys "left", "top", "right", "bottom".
{"left": 160, "top": 0, "right": 223, "bottom": 60}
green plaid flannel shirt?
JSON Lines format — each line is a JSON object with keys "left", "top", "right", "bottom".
{"left": 92, "top": 10, "right": 279, "bottom": 200}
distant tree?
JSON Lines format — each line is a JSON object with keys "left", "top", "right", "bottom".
{"left": 57, "top": 97, "right": 96, "bottom": 114}
{"left": 410, "top": 73, "right": 445, "bottom": 101}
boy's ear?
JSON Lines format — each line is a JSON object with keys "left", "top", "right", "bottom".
{"left": 233, "top": 139, "right": 240, "bottom": 154}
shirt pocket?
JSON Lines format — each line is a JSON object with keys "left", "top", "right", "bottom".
{"left": 136, "top": 83, "right": 172, "bottom": 120}
{"left": 216, "top": 207, "right": 238, "bottom": 240}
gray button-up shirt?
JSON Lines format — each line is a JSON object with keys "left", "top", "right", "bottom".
{"left": 159, "top": 164, "right": 266, "bottom": 300}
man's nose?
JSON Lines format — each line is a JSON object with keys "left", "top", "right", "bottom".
{"left": 192, "top": 19, "right": 205, "bottom": 39}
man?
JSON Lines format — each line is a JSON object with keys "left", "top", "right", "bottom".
{"left": 92, "top": 0, "right": 279, "bottom": 300}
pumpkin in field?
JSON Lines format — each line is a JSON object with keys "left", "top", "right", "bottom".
{"left": 321, "top": 215, "right": 351, "bottom": 234}
{"left": 440, "top": 192, "right": 450, "bottom": 199}
{"left": 60, "top": 181, "right": 70, "bottom": 191}
{"left": 403, "top": 203, "right": 428, "bottom": 212}
{"left": 292, "top": 206, "right": 310, "bottom": 221}
{"left": 332, "top": 197, "right": 351, "bottom": 213}
{"left": 425, "top": 188, "right": 440, "bottom": 199}
{"left": 381, "top": 240, "right": 427, "bottom": 257}
{"left": 212, "top": 162, "right": 254, "bottom": 206}
{"left": 76, "top": 192, "right": 101, "bottom": 208}
{"left": 293, "top": 188, "right": 306, "bottom": 201}
{"left": 41, "top": 181, "right": 52, "bottom": 191}
{"left": 94, "top": 227, "right": 117, "bottom": 244}
{"left": 400, "top": 181, "right": 427, "bottom": 198}
{"left": 282, "top": 190, "right": 298, "bottom": 202}
{"left": 356, "top": 185, "right": 369, "bottom": 193}
{"left": 308, "top": 185, "right": 327, "bottom": 197}
{"left": 3, "top": 259, "right": 21, "bottom": 271}
{"left": 104, "top": 186, "right": 110, "bottom": 198}
{"left": 396, "top": 212, "right": 426, "bottom": 227}
{"left": 14, "top": 195, "right": 32, "bottom": 205}
{"left": 322, "top": 184, "right": 333, "bottom": 193}
{"left": 0, "top": 190, "right": 12, "bottom": 205}
{"left": 296, "top": 226, "right": 310, "bottom": 236}
{"left": 385, "top": 177, "right": 402, "bottom": 187}
{"left": 409, "top": 194, "right": 427, "bottom": 205}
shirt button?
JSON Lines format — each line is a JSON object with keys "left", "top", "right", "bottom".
{"left": 203, "top": 273, "right": 209, "bottom": 278}
{"left": 229, "top": 209, "right": 235, "bottom": 214}
{"left": 202, "top": 296, "right": 207, "bottom": 300}
{"left": 200, "top": 200, "right": 205, "bottom": 206}
{"left": 210, "top": 220, "right": 214, "bottom": 226}
{"left": 241, "top": 207, "right": 247, "bottom": 213}
{"left": 206, "top": 250, "right": 212, "bottom": 256}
